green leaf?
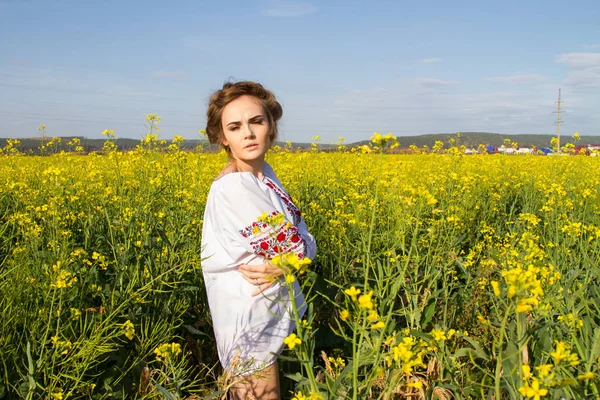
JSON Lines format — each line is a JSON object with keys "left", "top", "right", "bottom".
{"left": 421, "top": 300, "right": 436, "bottom": 327}
{"left": 182, "top": 324, "right": 210, "bottom": 338}
{"left": 155, "top": 384, "right": 177, "bottom": 400}
{"left": 283, "top": 372, "right": 305, "bottom": 383}
{"left": 453, "top": 335, "right": 488, "bottom": 361}
{"left": 202, "top": 390, "right": 226, "bottom": 400}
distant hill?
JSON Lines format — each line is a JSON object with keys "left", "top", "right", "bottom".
{"left": 349, "top": 132, "right": 600, "bottom": 149}
{"left": 1, "top": 132, "right": 599, "bottom": 153}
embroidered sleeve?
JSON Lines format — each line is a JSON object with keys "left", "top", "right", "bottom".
{"left": 238, "top": 211, "right": 308, "bottom": 259}
{"left": 215, "top": 174, "right": 309, "bottom": 260}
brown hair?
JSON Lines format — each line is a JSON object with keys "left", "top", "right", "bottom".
{"left": 205, "top": 81, "right": 283, "bottom": 154}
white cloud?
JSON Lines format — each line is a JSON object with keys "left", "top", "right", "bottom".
{"left": 584, "top": 44, "right": 600, "bottom": 49}
{"left": 262, "top": 0, "right": 316, "bottom": 17}
{"left": 485, "top": 74, "right": 546, "bottom": 85}
{"left": 556, "top": 53, "right": 600, "bottom": 89}
{"left": 420, "top": 58, "right": 441, "bottom": 63}
{"left": 150, "top": 71, "right": 188, "bottom": 79}
{"left": 556, "top": 52, "right": 600, "bottom": 68}
{"left": 564, "top": 67, "right": 600, "bottom": 88}
{"left": 413, "top": 78, "right": 459, "bottom": 87}
{"left": 288, "top": 83, "right": 565, "bottom": 143}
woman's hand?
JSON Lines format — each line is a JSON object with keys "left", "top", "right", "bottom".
{"left": 238, "top": 261, "right": 286, "bottom": 296}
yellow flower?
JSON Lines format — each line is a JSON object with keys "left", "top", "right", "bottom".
{"left": 521, "top": 364, "right": 533, "bottom": 380}
{"left": 371, "top": 132, "right": 383, "bottom": 145}
{"left": 367, "top": 311, "right": 379, "bottom": 321}
{"left": 291, "top": 392, "right": 307, "bottom": 400}
{"left": 516, "top": 297, "right": 539, "bottom": 313}
{"left": 477, "top": 314, "right": 489, "bottom": 325}
{"left": 344, "top": 286, "right": 361, "bottom": 302}
{"left": 154, "top": 342, "right": 182, "bottom": 362}
{"left": 535, "top": 364, "right": 553, "bottom": 378}
{"left": 578, "top": 371, "right": 594, "bottom": 380}
{"left": 358, "top": 291, "right": 374, "bottom": 310}
{"left": 371, "top": 321, "right": 385, "bottom": 330}
{"left": 340, "top": 309, "right": 350, "bottom": 321}
{"left": 292, "top": 392, "right": 323, "bottom": 400}
{"left": 285, "top": 273, "right": 295, "bottom": 283}
{"left": 284, "top": 333, "right": 301, "bottom": 350}
{"left": 407, "top": 380, "right": 423, "bottom": 389}
{"left": 430, "top": 328, "right": 446, "bottom": 341}
{"left": 122, "top": 320, "right": 135, "bottom": 340}
{"left": 550, "top": 341, "right": 569, "bottom": 364}
{"left": 525, "top": 378, "right": 548, "bottom": 400}
{"left": 491, "top": 280, "right": 500, "bottom": 297}
{"left": 70, "top": 308, "right": 81, "bottom": 320}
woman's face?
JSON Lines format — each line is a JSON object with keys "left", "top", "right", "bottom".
{"left": 221, "top": 95, "right": 271, "bottom": 164}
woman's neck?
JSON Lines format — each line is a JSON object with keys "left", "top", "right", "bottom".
{"left": 231, "top": 158, "right": 265, "bottom": 180}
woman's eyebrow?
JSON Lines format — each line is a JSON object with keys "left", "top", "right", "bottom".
{"left": 226, "top": 115, "right": 264, "bottom": 126}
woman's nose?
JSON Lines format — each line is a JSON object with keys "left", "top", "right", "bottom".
{"left": 243, "top": 124, "right": 256, "bottom": 139}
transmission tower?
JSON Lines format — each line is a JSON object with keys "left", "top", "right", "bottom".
{"left": 554, "top": 89, "right": 566, "bottom": 153}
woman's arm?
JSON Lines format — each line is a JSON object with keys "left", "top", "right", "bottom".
{"left": 215, "top": 173, "right": 310, "bottom": 263}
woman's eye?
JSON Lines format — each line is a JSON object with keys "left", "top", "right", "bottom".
{"left": 253, "top": 120, "right": 264, "bottom": 124}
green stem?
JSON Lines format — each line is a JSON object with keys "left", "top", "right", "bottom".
{"left": 495, "top": 304, "right": 512, "bottom": 399}
{"left": 286, "top": 278, "right": 318, "bottom": 392}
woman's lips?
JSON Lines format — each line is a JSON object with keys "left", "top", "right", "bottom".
{"left": 245, "top": 144, "right": 258, "bottom": 149}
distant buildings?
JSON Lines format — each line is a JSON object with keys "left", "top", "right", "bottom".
{"left": 497, "top": 145, "right": 534, "bottom": 155}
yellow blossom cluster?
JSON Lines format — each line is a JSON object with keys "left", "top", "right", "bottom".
{"left": 386, "top": 335, "right": 427, "bottom": 374}
{"left": 430, "top": 328, "right": 456, "bottom": 342}
{"left": 550, "top": 341, "right": 580, "bottom": 367}
{"left": 291, "top": 391, "right": 323, "bottom": 400}
{"left": 51, "top": 335, "right": 73, "bottom": 355}
{"left": 495, "top": 232, "right": 561, "bottom": 314}
{"left": 121, "top": 320, "right": 135, "bottom": 340}
{"left": 257, "top": 211, "right": 286, "bottom": 227}
{"left": 154, "top": 342, "right": 182, "bottom": 362}
{"left": 371, "top": 132, "right": 399, "bottom": 149}
{"left": 284, "top": 333, "right": 302, "bottom": 350}
{"left": 557, "top": 314, "right": 584, "bottom": 330}
{"left": 519, "top": 353, "right": 594, "bottom": 400}
{"left": 343, "top": 286, "right": 386, "bottom": 329}
{"left": 271, "top": 253, "right": 312, "bottom": 277}
{"left": 49, "top": 262, "right": 77, "bottom": 289}
{"left": 326, "top": 355, "right": 346, "bottom": 377}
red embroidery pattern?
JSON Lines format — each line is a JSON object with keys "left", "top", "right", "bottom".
{"left": 237, "top": 178, "right": 308, "bottom": 259}
{"left": 248, "top": 223, "right": 305, "bottom": 259}
{"left": 239, "top": 211, "right": 279, "bottom": 238}
{"left": 263, "top": 177, "right": 302, "bottom": 225}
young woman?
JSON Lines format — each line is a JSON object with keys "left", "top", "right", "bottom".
{"left": 201, "top": 81, "right": 316, "bottom": 399}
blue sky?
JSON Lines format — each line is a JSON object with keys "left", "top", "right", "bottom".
{"left": 1, "top": 0, "right": 599, "bottom": 143}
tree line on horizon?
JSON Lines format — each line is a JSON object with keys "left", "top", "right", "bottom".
{"left": 0, "top": 131, "right": 598, "bottom": 154}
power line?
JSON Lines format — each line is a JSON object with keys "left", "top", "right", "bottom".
{"left": 553, "top": 88, "right": 566, "bottom": 152}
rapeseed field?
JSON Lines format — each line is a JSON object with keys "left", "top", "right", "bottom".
{"left": 1, "top": 133, "right": 599, "bottom": 399}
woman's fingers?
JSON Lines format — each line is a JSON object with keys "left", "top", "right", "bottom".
{"left": 241, "top": 274, "right": 272, "bottom": 285}
{"left": 238, "top": 269, "right": 270, "bottom": 280}
{"left": 238, "top": 264, "right": 267, "bottom": 273}
{"left": 238, "top": 263, "right": 284, "bottom": 278}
